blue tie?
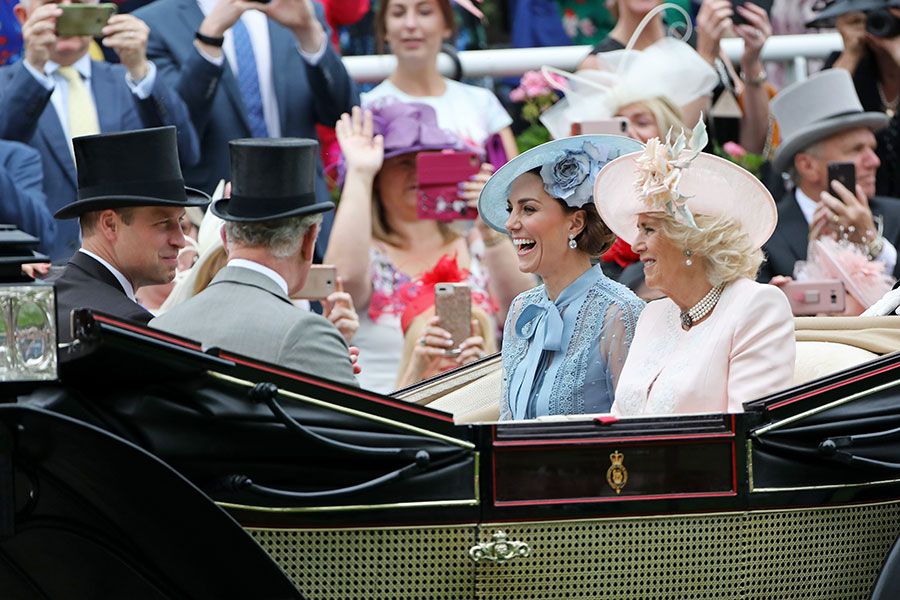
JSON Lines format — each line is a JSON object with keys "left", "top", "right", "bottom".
{"left": 232, "top": 19, "right": 268, "bottom": 138}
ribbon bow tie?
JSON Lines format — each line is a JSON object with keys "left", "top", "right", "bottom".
{"left": 515, "top": 299, "right": 565, "bottom": 353}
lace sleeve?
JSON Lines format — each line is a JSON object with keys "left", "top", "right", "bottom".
{"left": 499, "top": 293, "right": 527, "bottom": 421}
{"left": 598, "top": 298, "right": 644, "bottom": 392}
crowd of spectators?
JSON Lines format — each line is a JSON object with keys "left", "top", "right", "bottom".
{"left": 2, "top": 0, "right": 900, "bottom": 417}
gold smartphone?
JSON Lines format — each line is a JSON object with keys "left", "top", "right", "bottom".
{"left": 295, "top": 265, "right": 337, "bottom": 301}
{"left": 56, "top": 3, "right": 117, "bottom": 38}
{"left": 434, "top": 283, "right": 471, "bottom": 355}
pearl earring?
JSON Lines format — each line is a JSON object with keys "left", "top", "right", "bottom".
{"left": 568, "top": 234, "right": 578, "bottom": 249}
{"left": 684, "top": 249, "right": 693, "bottom": 266}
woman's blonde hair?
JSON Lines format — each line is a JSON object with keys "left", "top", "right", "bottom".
{"left": 191, "top": 245, "right": 229, "bottom": 296}
{"left": 640, "top": 96, "right": 689, "bottom": 140}
{"left": 658, "top": 214, "right": 763, "bottom": 287}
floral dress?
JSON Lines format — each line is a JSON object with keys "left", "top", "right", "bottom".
{"left": 353, "top": 246, "right": 497, "bottom": 394}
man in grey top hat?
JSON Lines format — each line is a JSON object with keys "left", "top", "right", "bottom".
{"left": 759, "top": 68, "right": 900, "bottom": 282}
{"left": 151, "top": 138, "right": 358, "bottom": 387}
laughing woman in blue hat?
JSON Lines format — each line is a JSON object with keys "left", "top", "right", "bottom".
{"left": 478, "top": 135, "right": 646, "bottom": 421}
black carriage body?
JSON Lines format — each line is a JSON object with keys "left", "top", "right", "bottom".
{"left": 7, "top": 311, "right": 900, "bottom": 599}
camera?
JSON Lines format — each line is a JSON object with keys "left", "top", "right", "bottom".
{"left": 866, "top": 8, "right": 900, "bottom": 38}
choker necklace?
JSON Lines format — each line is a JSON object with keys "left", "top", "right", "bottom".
{"left": 680, "top": 284, "right": 725, "bottom": 330}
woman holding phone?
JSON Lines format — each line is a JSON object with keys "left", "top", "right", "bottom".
{"left": 327, "top": 104, "right": 534, "bottom": 393}
{"left": 363, "top": 0, "right": 517, "bottom": 161}
{"left": 478, "top": 134, "right": 646, "bottom": 421}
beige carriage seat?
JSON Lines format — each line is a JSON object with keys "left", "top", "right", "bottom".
{"left": 394, "top": 317, "right": 900, "bottom": 424}
{"left": 793, "top": 316, "right": 900, "bottom": 385}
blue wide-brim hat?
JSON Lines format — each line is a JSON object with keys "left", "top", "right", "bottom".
{"left": 477, "top": 134, "right": 644, "bottom": 234}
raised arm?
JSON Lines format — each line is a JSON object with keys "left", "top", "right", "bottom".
{"left": 324, "top": 107, "right": 383, "bottom": 309}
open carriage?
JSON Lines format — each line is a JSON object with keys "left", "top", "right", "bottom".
{"left": 2, "top": 229, "right": 900, "bottom": 599}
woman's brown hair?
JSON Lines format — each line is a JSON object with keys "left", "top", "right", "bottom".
{"left": 375, "top": 0, "right": 458, "bottom": 54}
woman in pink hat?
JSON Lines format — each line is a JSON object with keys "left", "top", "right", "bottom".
{"left": 595, "top": 121, "right": 796, "bottom": 415}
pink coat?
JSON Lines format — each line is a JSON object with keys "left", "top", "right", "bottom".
{"left": 612, "top": 278, "right": 795, "bottom": 416}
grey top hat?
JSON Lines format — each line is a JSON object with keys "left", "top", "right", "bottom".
{"left": 771, "top": 69, "right": 888, "bottom": 174}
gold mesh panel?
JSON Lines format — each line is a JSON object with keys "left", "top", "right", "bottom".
{"left": 247, "top": 501, "right": 900, "bottom": 599}
{"left": 248, "top": 525, "right": 477, "bottom": 599}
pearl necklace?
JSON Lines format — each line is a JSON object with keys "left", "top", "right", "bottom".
{"left": 680, "top": 284, "right": 725, "bottom": 330}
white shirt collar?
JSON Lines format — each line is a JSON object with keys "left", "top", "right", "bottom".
{"left": 46, "top": 53, "right": 93, "bottom": 80}
{"left": 794, "top": 188, "right": 818, "bottom": 225}
{"left": 227, "top": 258, "right": 289, "bottom": 295}
{"left": 78, "top": 249, "right": 137, "bottom": 301}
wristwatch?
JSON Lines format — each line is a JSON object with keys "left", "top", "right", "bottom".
{"left": 195, "top": 31, "right": 225, "bottom": 48}
{"left": 743, "top": 69, "right": 768, "bottom": 87}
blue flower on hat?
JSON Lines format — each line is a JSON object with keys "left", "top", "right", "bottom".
{"left": 540, "top": 142, "right": 609, "bottom": 208}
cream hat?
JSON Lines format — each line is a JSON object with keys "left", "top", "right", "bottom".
{"left": 594, "top": 124, "right": 777, "bottom": 249}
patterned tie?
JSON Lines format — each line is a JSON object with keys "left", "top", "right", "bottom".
{"left": 231, "top": 19, "right": 268, "bottom": 138}
{"left": 57, "top": 66, "right": 100, "bottom": 138}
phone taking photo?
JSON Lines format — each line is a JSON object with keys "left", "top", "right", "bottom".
{"left": 779, "top": 279, "right": 846, "bottom": 316}
{"left": 827, "top": 161, "right": 856, "bottom": 201}
{"left": 731, "top": 0, "right": 774, "bottom": 26}
{"left": 416, "top": 151, "right": 481, "bottom": 221}
{"left": 295, "top": 265, "right": 337, "bottom": 301}
{"left": 56, "top": 3, "right": 117, "bottom": 38}
{"left": 571, "top": 118, "right": 630, "bottom": 136}
{"left": 434, "top": 283, "right": 472, "bottom": 355}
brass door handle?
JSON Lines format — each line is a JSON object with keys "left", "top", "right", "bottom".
{"left": 469, "top": 531, "right": 531, "bottom": 563}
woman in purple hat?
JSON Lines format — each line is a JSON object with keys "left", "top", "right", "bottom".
{"left": 325, "top": 104, "right": 535, "bottom": 393}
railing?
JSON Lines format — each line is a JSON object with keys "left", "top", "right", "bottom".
{"left": 343, "top": 32, "right": 843, "bottom": 85}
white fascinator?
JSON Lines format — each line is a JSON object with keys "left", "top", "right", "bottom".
{"left": 539, "top": 3, "right": 718, "bottom": 140}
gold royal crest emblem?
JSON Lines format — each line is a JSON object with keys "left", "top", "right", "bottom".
{"left": 606, "top": 451, "right": 627, "bottom": 494}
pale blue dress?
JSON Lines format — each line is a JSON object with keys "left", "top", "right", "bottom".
{"left": 500, "top": 265, "right": 645, "bottom": 420}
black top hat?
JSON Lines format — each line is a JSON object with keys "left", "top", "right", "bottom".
{"left": 54, "top": 126, "right": 210, "bottom": 219}
{"left": 210, "top": 138, "right": 334, "bottom": 222}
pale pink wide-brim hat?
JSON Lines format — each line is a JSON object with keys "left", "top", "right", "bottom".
{"left": 594, "top": 151, "right": 778, "bottom": 249}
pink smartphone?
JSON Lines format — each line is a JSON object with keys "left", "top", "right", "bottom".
{"left": 434, "top": 283, "right": 472, "bottom": 354}
{"left": 571, "top": 118, "right": 630, "bottom": 136}
{"left": 416, "top": 151, "right": 481, "bottom": 221}
{"left": 295, "top": 265, "right": 337, "bottom": 300}
{"left": 780, "top": 280, "right": 846, "bottom": 316}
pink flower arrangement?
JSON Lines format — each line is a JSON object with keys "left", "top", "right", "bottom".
{"left": 509, "top": 70, "right": 564, "bottom": 103}
{"left": 722, "top": 141, "right": 747, "bottom": 159}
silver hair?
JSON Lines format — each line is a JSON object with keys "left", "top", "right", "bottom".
{"left": 224, "top": 213, "right": 322, "bottom": 259}
{"left": 789, "top": 139, "right": 825, "bottom": 185}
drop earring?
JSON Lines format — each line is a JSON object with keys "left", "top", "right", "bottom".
{"left": 568, "top": 234, "right": 578, "bottom": 249}
{"left": 684, "top": 249, "right": 693, "bottom": 266}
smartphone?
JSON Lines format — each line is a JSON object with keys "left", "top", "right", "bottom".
{"left": 731, "top": 0, "right": 774, "bottom": 26}
{"left": 434, "top": 283, "right": 472, "bottom": 354}
{"left": 56, "top": 3, "right": 117, "bottom": 38}
{"left": 571, "top": 118, "right": 630, "bottom": 136}
{"left": 827, "top": 161, "right": 856, "bottom": 200}
{"left": 295, "top": 265, "right": 337, "bottom": 300}
{"left": 416, "top": 151, "right": 481, "bottom": 221}
{"left": 780, "top": 280, "right": 846, "bottom": 316}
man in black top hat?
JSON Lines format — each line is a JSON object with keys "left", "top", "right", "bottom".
{"left": 54, "top": 126, "right": 209, "bottom": 342}
{"left": 150, "top": 138, "right": 358, "bottom": 387}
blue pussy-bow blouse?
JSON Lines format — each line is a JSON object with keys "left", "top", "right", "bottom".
{"left": 500, "top": 265, "right": 644, "bottom": 420}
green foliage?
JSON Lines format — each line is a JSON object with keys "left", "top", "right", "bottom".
{"left": 516, "top": 123, "right": 552, "bottom": 154}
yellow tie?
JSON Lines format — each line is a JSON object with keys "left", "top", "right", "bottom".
{"left": 57, "top": 66, "right": 100, "bottom": 139}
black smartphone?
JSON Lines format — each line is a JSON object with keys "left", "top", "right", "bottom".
{"left": 827, "top": 161, "right": 856, "bottom": 201}
{"left": 731, "top": 0, "right": 774, "bottom": 26}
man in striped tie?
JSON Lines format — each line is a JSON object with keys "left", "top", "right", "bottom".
{"left": 0, "top": 0, "right": 200, "bottom": 263}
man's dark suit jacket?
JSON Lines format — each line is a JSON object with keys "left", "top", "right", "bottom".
{"left": 758, "top": 190, "right": 900, "bottom": 282}
{"left": 134, "top": 0, "right": 359, "bottom": 257}
{"left": 0, "top": 140, "right": 57, "bottom": 256}
{"left": 54, "top": 252, "right": 152, "bottom": 343}
{"left": 0, "top": 60, "right": 200, "bottom": 262}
